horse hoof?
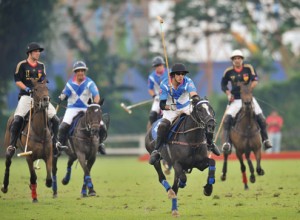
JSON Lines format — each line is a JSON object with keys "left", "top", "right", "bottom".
{"left": 203, "top": 184, "right": 213, "bottom": 196}
{"left": 46, "top": 180, "right": 52, "bottom": 188}
{"left": 32, "top": 198, "right": 38, "bottom": 203}
{"left": 1, "top": 186, "right": 8, "bottom": 194}
{"left": 81, "top": 194, "right": 88, "bottom": 198}
{"left": 62, "top": 179, "right": 69, "bottom": 185}
{"left": 53, "top": 191, "right": 57, "bottom": 198}
{"left": 257, "top": 169, "right": 265, "bottom": 176}
{"left": 89, "top": 191, "right": 96, "bottom": 196}
{"left": 250, "top": 176, "right": 256, "bottom": 183}
{"left": 220, "top": 175, "right": 226, "bottom": 181}
{"left": 244, "top": 185, "right": 249, "bottom": 190}
{"left": 172, "top": 210, "right": 180, "bottom": 217}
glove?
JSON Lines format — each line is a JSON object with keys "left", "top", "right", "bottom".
{"left": 153, "top": 95, "right": 159, "bottom": 101}
{"left": 25, "top": 87, "right": 32, "bottom": 94}
{"left": 227, "top": 94, "right": 234, "bottom": 103}
{"left": 170, "top": 104, "right": 177, "bottom": 111}
{"left": 58, "top": 93, "right": 67, "bottom": 101}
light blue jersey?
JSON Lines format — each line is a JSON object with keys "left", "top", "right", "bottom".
{"left": 63, "top": 76, "right": 99, "bottom": 108}
{"left": 160, "top": 76, "right": 197, "bottom": 109}
{"left": 148, "top": 69, "right": 169, "bottom": 95}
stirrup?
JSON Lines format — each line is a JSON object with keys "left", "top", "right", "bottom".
{"left": 98, "top": 143, "right": 106, "bottom": 155}
{"left": 56, "top": 142, "right": 68, "bottom": 150}
{"left": 222, "top": 142, "right": 231, "bottom": 152}
{"left": 263, "top": 140, "right": 272, "bottom": 150}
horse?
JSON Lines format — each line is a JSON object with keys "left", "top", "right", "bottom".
{"left": 1, "top": 78, "right": 52, "bottom": 202}
{"left": 145, "top": 98, "right": 217, "bottom": 217}
{"left": 52, "top": 102, "right": 103, "bottom": 198}
{"left": 220, "top": 82, "right": 265, "bottom": 190}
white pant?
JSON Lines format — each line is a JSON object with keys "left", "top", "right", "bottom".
{"left": 266, "top": 132, "right": 282, "bottom": 153}
{"left": 226, "top": 97, "right": 262, "bottom": 117}
{"left": 162, "top": 104, "right": 192, "bottom": 122}
{"left": 14, "top": 95, "right": 56, "bottom": 119}
{"left": 151, "top": 97, "right": 160, "bottom": 113}
{"left": 62, "top": 108, "right": 87, "bottom": 125}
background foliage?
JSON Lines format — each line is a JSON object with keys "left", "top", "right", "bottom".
{"left": 0, "top": 0, "right": 299, "bottom": 153}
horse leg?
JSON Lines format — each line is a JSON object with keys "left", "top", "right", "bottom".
{"left": 62, "top": 154, "right": 77, "bottom": 185}
{"left": 221, "top": 151, "right": 229, "bottom": 181}
{"left": 237, "top": 153, "right": 248, "bottom": 190}
{"left": 27, "top": 158, "right": 38, "bottom": 202}
{"left": 45, "top": 156, "right": 52, "bottom": 188}
{"left": 254, "top": 149, "right": 265, "bottom": 176}
{"left": 168, "top": 161, "right": 185, "bottom": 217}
{"left": 245, "top": 151, "right": 255, "bottom": 183}
{"left": 52, "top": 154, "right": 59, "bottom": 198}
{"left": 1, "top": 155, "right": 13, "bottom": 193}
{"left": 204, "top": 158, "right": 215, "bottom": 196}
{"left": 76, "top": 152, "right": 93, "bottom": 197}
{"left": 86, "top": 156, "right": 96, "bottom": 196}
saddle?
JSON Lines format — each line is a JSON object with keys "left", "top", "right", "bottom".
{"left": 151, "top": 114, "right": 186, "bottom": 140}
{"left": 68, "top": 111, "right": 85, "bottom": 136}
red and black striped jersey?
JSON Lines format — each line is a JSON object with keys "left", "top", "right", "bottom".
{"left": 221, "top": 64, "right": 258, "bottom": 99}
{"left": 14, "top": 59, "right": 46, "bottom": 96}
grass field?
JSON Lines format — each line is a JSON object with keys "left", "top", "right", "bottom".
{"left": 0, "top": 156, "right": 299, "bottom": 220}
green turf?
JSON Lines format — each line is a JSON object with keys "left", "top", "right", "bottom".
{"left": 0, "top": 156, "right": 299, "bottom": 219}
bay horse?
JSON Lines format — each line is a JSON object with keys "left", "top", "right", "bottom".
{"left": 145, "top": 98, "right": 217, "bottom": 217}
{"left": 52, "top": 102, "right": 103, "bottom": 197}
{"left": 220, "top": 83, "right": 265, "bottom": 189}
{"left": 1, "top": 78, "right": 52, "bottom": 202}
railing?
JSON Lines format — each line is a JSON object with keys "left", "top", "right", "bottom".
{"left": 104, "top": 134, "right": 148, "bottom": 155}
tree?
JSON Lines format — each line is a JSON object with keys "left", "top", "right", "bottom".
{"left": 0, "top": 0, "right": 58, "bottom": 144}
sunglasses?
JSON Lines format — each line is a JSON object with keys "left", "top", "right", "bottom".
{"left": 175, "top": 72, "right": 186, "bottom": 76}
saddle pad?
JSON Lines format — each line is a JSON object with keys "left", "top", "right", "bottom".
{"left": 69, "top": 111, "right": 85, "bottom": 136}
{"left": 151, "top": 115, "right": 186, "bottom": 140}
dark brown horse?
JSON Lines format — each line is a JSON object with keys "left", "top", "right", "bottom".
{"left": 52, "top": 103, "right": 103, "bottom": 197}
{"left": 1, "top": 78, "right": 52, "bottom": 202}
{"left": 145, "top": 98, "right": 217, "bottom": 217}
{"left": 221, "top": 83, "right": 265, "bottom": 189}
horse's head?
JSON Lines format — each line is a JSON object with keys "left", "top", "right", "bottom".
{"left": 192, "top": 98, "right": 216, "bottom": 133}
{"left": 85, "top": 103, "right": 102, "bottom": 136}
{"left": 239, "top": 82, "right": 253, "bottom": 109}
{"left": 31, "top": 78, "right": 50, "bottom": 110}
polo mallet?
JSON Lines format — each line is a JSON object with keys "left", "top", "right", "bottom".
{"left": 120, "top": 99, "right": 152, "bottom": 114}
{"left": 208, "top": 104, "right": 229, "bottom": 158}
{"left": 156, "top": 16, "right": 174, "bottom": 101}
{"left": 34, "top": 159, "right": 41, "bottom": 170}
{"left": 214, "top": 104, "right": 229, "bottom": 143}
{"left": 17, "top": 96, "right": 33, "bottom": 157}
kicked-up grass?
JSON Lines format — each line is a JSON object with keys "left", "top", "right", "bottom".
{"left": 0, "top": 156, "right": 299, "bottom": 220}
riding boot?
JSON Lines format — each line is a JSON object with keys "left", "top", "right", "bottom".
{"left": 56, "top": 122, "right": 70, "bottom": 151}
{"left": 50, "top": 115, "right": 60, "bottom": 146}
{"left": 98, "top": 122, "right": 107, "bottom": 155}
{"left": 7, "top": 116, "right": 23, "bottom": 157}
{"left": 149, "top": 111, "right": 158, "bottom": 125}
{"left": 149, "top": 119, "right": 171, "bottom": 165}
{"left": 222, "top": 115, "right": 233, "bottom": 152}
{"left": 256, "top": 114, "right": 272, "bottom": 150}
{"left": 206, "top": 132, "right": 221, "bottom": 156}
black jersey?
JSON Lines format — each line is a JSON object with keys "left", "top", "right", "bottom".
{"left": 221, "top": 64, "right": 258, "bottom": 99}
{"left": 14, "top": 60, "right": 46, "bottom": 96}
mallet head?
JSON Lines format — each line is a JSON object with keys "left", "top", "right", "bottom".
{"left": 120, "top": 103, "right": 132, "bottom": 114}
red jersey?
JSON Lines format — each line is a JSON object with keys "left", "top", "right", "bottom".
{"left": 266, "top": 114, "right": 283, "bottom": 133}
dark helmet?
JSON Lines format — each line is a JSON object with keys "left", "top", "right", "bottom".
{"left": 73, "top": 61, "right": 88, "bottom": 72}
{"left": 152, "top": 56, "right": 165, "bottom": 67}
{"left": 26, "top": 42, "right": 44, "bottom": 54}
{"left": 170, "top": 63, "right": 189, "bottom": 75}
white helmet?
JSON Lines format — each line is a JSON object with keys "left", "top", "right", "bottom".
{"left": 73, "top": 61, "right": 88, "bottom": 72}
{"left": 230, "top": 50, "right": 244, "bottom": 59}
